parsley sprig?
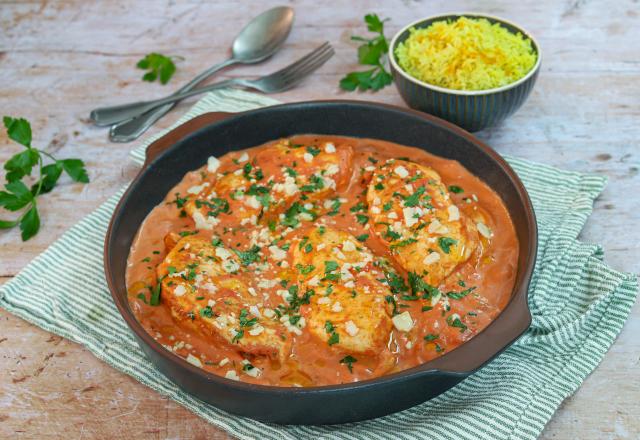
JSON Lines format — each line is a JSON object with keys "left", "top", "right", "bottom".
{"left": 1, "top": 117, "right": 89, "bottom": 240}
{"left": 340, "top": 14, "right": 393, "bottom": 92}
{"left": 136, "top": 53, "right": 180, "bottom": 84}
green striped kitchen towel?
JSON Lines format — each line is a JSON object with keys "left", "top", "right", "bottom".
{"left": 1, "top": 89, "right": 637, "bottom": 440}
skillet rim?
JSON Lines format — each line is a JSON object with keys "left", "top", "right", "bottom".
{"left": 104, "top": 99, "right": 536, "bottom": 395}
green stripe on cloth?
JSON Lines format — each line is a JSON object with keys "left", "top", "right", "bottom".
{"left": 1, "top": 89, "right": 637, "bottom": 440}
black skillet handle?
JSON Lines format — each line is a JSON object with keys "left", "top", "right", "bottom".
{"left": 143, "top": 112, "right": 236, "bottom": 168}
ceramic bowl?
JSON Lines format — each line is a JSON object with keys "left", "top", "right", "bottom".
{"left": 389, "top": 13, "right": 541, "bottom": 132}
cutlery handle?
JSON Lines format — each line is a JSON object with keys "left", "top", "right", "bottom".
{"left": 108, "top": 59, "right": 239, "bottom": 141}
{"left": 90, "top": 78, "right": 242, "bottom": 126}
{"left": 108, "top": 103, "right": 175, "bottom": 142}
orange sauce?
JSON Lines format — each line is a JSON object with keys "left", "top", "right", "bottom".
{"left": 126, "top": 136, "right": 518, "bottom": 386}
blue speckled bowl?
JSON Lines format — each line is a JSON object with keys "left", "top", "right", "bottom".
{"left": 389, "top": 13, "right": 541, "bottom": 132}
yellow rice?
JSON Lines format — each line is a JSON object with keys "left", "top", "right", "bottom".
{"left": 395, "top": 17, "right": 537, "bottom": 91}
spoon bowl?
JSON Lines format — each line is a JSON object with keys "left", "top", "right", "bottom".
{"left": 232, "top": 6, "right": 294, "bottom": 63}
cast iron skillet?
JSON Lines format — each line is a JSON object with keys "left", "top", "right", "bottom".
{"left": 105, "top": 100, "right": 536, "bottom": 425}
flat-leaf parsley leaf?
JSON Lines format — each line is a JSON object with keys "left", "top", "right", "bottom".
{"left": 136, "top": 53, "right": 179, "bottom": 84}
{"left": 1, "top": 117, "right": 89, "bottom": 240}
{"left": 339, "top": 14, "right": 393, "bottom": 92}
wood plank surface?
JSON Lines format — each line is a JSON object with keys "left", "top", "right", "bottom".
{"left": 1, "top": 0, "right": 638, "bottom": 438}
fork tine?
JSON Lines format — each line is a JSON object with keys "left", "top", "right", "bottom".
{"left": 278, "top": 44, "right": 334, "bottom": 81}
{"left": 281, "top": 47, "right": 334, "bottom": 83}
{"left": 276, "top": 47, "right": 334, "bottom": 90}
{"left": 282, "top": 45, "right": 334, "bottom": 76}
{"left": 265, "top": 42, "right": 332, "bottom": 79}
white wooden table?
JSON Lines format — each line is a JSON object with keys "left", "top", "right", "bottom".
{"left": 1, "top": 1, "right": 638, "bottom": 438}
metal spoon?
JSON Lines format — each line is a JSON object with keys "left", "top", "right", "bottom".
{"left": 95, "top": 6, "right": 294, "bottom": 141}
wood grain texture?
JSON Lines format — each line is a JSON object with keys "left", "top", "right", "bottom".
{"left": 1, "top": 0, "right": 638, "bottom": 438}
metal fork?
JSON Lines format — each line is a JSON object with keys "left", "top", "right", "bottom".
{"left": 90, "top": 42, "right": 334, "bottom": 127}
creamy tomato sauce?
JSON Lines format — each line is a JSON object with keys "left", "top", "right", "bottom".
{"left": 126, "top": 135, "right": 518, "bottom": 386}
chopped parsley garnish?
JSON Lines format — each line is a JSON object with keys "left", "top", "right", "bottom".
{"left": 384, "top": 271, "right": 408, "bottom": 294}
{"left": 242, "top": 163, "right": 263, "bottom": 181}
{"left": 170, "top": 193, "right": 188, "bottom": 208}
{"left": 325, "top": 320, "right": 340, "bottom": 346}
{"left": 141, "top": 257, "right": 151, "bottom": 263}
{"left": 306, "top": 145, "right": 321, "bottom": 156}
{"left": 446, "top": 314, "right": 468, "bottom": 332}
{"left": 285, "top": 167, "right": 298, "bottom": 177}
{"left": 149, "top": 281, "right": 162, "bottom": 306}
{"left": 390, "top": 238, "right": 417, "bottom": 250}
{"left": 286, "top": 286, "right": 314, "bottom": 312}
{"left": 327, "top": 199, "right": 342, "bottom": 216}
{"left": 199, "top": 306, "right": 213, "bottom": 318}
{"left": 323, "top": 260, "right": 341, "bottom": 281}
{"left": 350, "top": 201, "right": 367, "bottom": 212}
{"left": 242, "top": 162, "right": 252, "bottom": 177}
{"left": 446, "top": 286, "right": 476, "bottom": 300}
{"left": 374, "top": 182, "right": 384, "bottom": 190}
{"left": 282, "top": 202, "right": 316, "bottom": 228}
{"left": 385, "top": 295, "right": 399, "bottom": 315}
{"left": 239, "top": 309, "right": 257, "bottom": 327}
{"left": 295, "top": 263, "right": 315, "bottom": 275}
{"left": 325, "top": 261, "right": 339, "bottom": 273}
{"left": 355, "top": 214, "right": 369, "bottom": 225}
{"left": 408, "top": 272, "right": 440, "bottom": 300}
{"left": 356, "top": 233, "right": 369, "bottom": 242}
{"left": 423, "top": 333, "right": 438, "bottom": 342}
{"left": 232, "top": 329, "right": 244, "bottom": 343}
{"left": 339, "top": 355, "right": 357, "bottom": 373}
{"left": 211, "top": 237, "right": 223, "bottom": 247}
{"left": 368, "top": 156, "right": 378, "bottom": 164}
{"left": 256, "top": 193, "right": 270, "bottom": 207}
{"left": 449, "top": 185, "right": 464, "bottom": 194}
{"left": 324, "top": 321, "right": 335, "bottom": 333}
{"left": 178, "top": 230, "right": 197, "bottom": 237}
{"left": 246, "top": 183, "right": 269, "bottom": 196}
{"left": 195, "top": 197, "right": 230, "bottom": 217}
{"left": 438, "top": 237, "right": 458, "bottom": 254}
{"left": 300, "top": 174, "right": 325, "bottom": 192}
{"left": 403, "top": 186, "right": 426, "bottom": 207}
{"left": 382, "top": 201, "right": 393, "bottom": 211}
{"left": 384, "top": 227, "right": 401, "bottom": 241}
{"left": 233, "top": 245, "right": 261, "bottom": 266}
{"left": 242, "top": 362, "right": 256, "bottom": 371}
